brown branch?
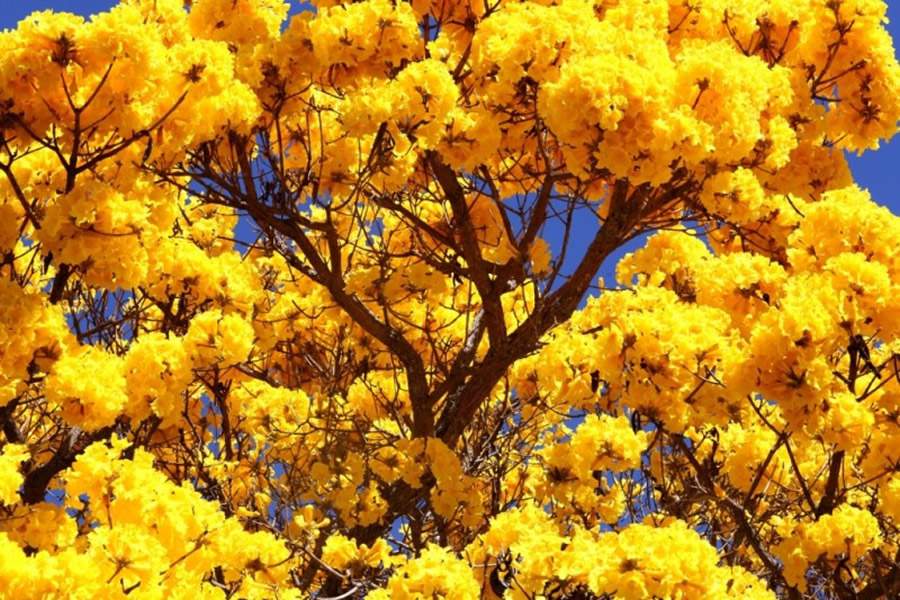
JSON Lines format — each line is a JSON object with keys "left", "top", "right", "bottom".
{"left": 857, "top": 551, "right": 900, "bottom": 600}
{"left": 428, "top": 151, "right": 508, "bottom": 347}
{"left": 230, "top": 139, "right": 434, "bottom": 436}
{"left": 816, "top": 450, "right": 844, "bottom": 516}
{"left": 0, "top": 162, "right": 42, "bottom": 230}
{"left": 22, "top": 424, "right": 116, "bottom": 504}
{"left": 673, "top": 433, "right": 801, "bottom": 600}
{"left": 435, "top": 178, "right": 639, "bottom": 444}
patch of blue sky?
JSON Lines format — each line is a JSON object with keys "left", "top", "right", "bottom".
{"left": 64, "top": 288, "right": 136, "bottom": 343}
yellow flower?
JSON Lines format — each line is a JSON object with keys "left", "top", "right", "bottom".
{"left": 0, "top": 444, "right": 29, "bottom": 505}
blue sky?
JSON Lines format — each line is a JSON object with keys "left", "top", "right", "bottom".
{"left": 2, "top": 0, "right": 897, "bottom": 218}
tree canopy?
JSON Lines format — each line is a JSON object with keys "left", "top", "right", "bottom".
{"left": 1, "top": 0, "right": 899, "bottom": 598}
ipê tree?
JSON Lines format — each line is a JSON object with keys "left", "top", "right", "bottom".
{"left": 0, "top": 0, "right": 899, "bottom": 598}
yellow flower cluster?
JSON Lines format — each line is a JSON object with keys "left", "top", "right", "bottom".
{"left": 0, "top": 444, "right": 28, "bottom": 506}
{"left": 881, "top": 475, "right": 900, "bottom": 522}
{"left": 0, "top": 280, "right": 73, "bottom": 406}
{"left": 425, "top": 438, "right": 485, "bottom": 528}
{"left": 37, "top": 174, "right": 173, "bottom": 290}
{"left": 184, "top": 309, "right": 255, "bottom": 370}
{"left": 515, "top": 283, "right": 740, "bottom": 429}
{"left": 281, "top": 0, "right": 421, "bottom": 86}
{"left": 715, "top": 422, "right": 789, "bottom": 492}
{"left": 369, "top": 544, "right": 480, "bottom": 600}
{"left": 123, "top": 332, "right": 194, "bottom": 425}
{"left": 0, "top": 502, "right": 77, "bottom": 552}
{"left": 188, "top": 0, "right": 288, "bottom": 48}
{"left": 44, "top": 347, "right": 128, "bottom": 432}
{"left": 321, "top": 533, "right": 391, "bottom": 572}
{"left": 534, "top": 414, "right": 645, "bottom": 522}
{"left": 0, "top": 439, "right": 295, "bottom": 599}
{"left": 774, "top": 505, "right": 883, "bottom": 590}
{"left": 467, "top": 505, "right": 775, "bottom": 600}
{"left": 369, "top": 436, "right": 428, "bottom": 488}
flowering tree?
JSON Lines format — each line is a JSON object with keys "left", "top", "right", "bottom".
{"left": 0, "top": 0, "right": 899, "bottom": 598}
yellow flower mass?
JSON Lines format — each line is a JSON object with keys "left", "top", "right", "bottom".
{"left": 0, "top": 0, "right": 898, "bottom": 598}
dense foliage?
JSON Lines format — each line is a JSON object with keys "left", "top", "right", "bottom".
{"left": 1, "top": 0, "right": 899, "bottom": 598}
